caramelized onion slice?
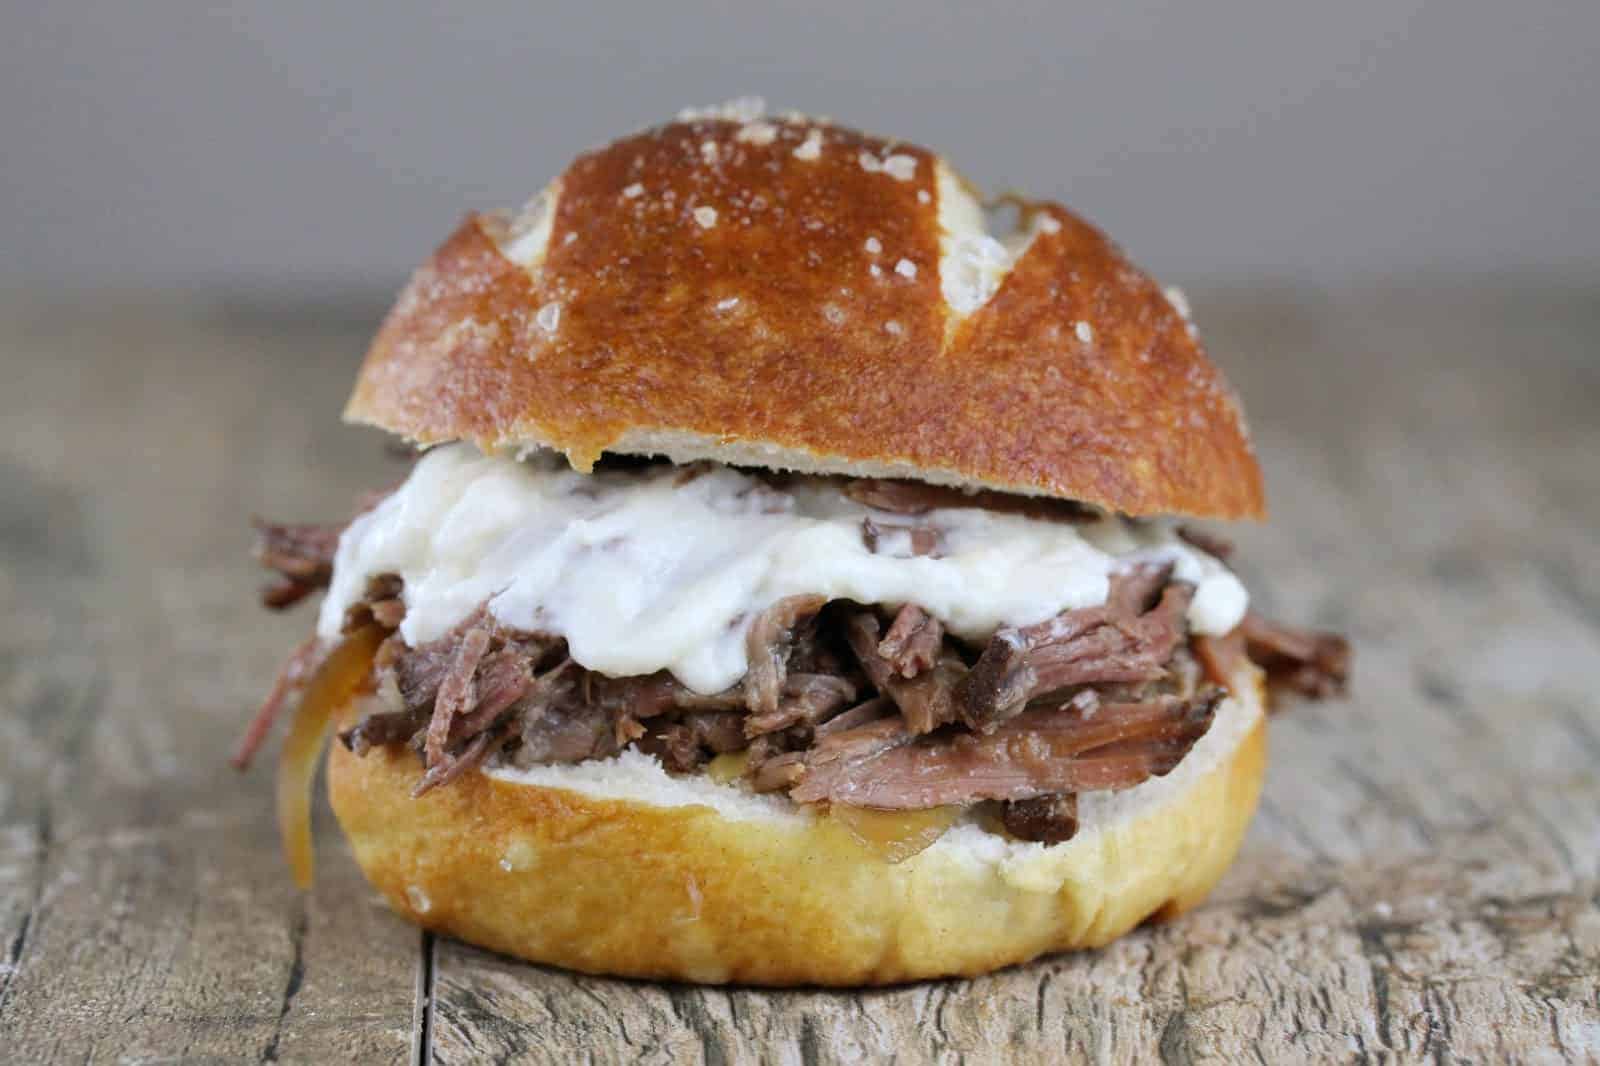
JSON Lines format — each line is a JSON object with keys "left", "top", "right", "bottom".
{"left": 277, "top": 624, "right": 385, "bottom": 888}
{"left": 1193, "top": 629, "right": 1249, "bottom": 692}
{"left": 829, "top": 804, "right": 963, "bottom": 864}
{"left": 706, "top": 751, "right": 751, "bottom": 785}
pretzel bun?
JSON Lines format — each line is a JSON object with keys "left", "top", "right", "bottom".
{"left": 346, "top": 105, "right": 1263, "bottom": 519}
{"left": 327, "top": 663, "right": 1265, "bottom": 986}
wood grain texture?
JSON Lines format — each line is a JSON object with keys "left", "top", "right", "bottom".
{"left": 0, "top": 282, "right": 1596, "bottom": 1063}
{"left": 0, "top": 300, "right": 418, "bottom": 1064}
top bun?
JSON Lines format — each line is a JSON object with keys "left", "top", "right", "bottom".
{"left": 345, "top": 100, "right": 1264, "bottom": 519}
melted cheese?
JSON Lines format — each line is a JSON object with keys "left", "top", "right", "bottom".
{"left": 319, "top": 445, "right": 1247, "bottom": 693}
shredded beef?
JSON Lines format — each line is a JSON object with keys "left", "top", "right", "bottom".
{"left": 1108, "top": 562, "right": 1175, "bottom": 615}
{"left": 860, "top": 516, "right": 943, "bottom": 558}
{"left": 342, "top": 574, "right": 405, "bottom": 632}
{"left": 414, "top": 729, "right": 509, "bottom": 797}
{"left": 744, "top": 673, "right": 858, "bottom": 736}
{"left": 253, "top": 519, "right": 340, "bottom": 582}
{"left": 846, "top": 479, "right": 1096, "bottom": 523}
{"left": 792, "top": 689, "right": 1221, "bottom": 808}
{"left": 330, "top": 604, "right": 561, "bottom": 783}
{"left": 1001, "top": 793, "right": 1079, "bottom": 844}
{"left": 447, "top": 648, "right": 533, "bottom": 742}
{"left": 796, "top": 715, "right": 916, "bottom": 790}
{"left": 812, "top": 695, "right": 893, "bottom": 737}
{"left": 845, "top": 612, "right": 965, "bottom": 735}
{"left": 260, "top": 579, "right": 315, "bottom": 610}
{"left": 426, "top": 626, "right": 491, "bottom": 765}
{"left": 742, "top": 595, "right": 827, "bottom": 716}
{"left": 645, "top": 711, "right": 749, "bottom": 772}
{"left": 958, "top": 565, "right": 1190, "bottom": 733}
{"left": 254, "top": 489, "right": 397, "bottom": 610}
{"left": 1192, "top": 612, "right": 1350, "bottom": 706}
{"left": 878, "top": 604, "right": 943, "bottom": 678}
{"left": 253, "top": 519, "right": 342, "bottom": 609}
{"left": 513, "top": 699, "right": 617, "bottom": 767}
{"left": 248, "top": 474, "right": 1349, "bottom": 832}
{"left": 339, "top": 707, "right": 427, "bottom": 756}
{"left": 1239, "top": 612, "right": 1351, "bottom": 699}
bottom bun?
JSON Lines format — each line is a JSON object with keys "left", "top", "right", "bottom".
{"left": 328, "top": 666, "right": 1266, "bottom": 986}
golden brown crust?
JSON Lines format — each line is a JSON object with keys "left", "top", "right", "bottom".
{"left": 326, "top": 681, "right": 1267, "bottom": 986}
{"left": 345, "top": 117, "right": 1264, "bottom": 519}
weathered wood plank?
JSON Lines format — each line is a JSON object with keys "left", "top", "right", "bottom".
{"left": 431, "top": 832, "right": 1599, "bottom": 1064}
{"left": 0, "top": 299, "right": 419, "bottom": 1063}
{"left": 1, "top": 285, "right": 1595, "bottom": 1064}
{"left": 428, "top": 283, "right": 1600, "bottom": 1064}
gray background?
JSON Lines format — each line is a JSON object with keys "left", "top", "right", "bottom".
{"left": 3, "top": 1, "right": 1596, "bottom": 292}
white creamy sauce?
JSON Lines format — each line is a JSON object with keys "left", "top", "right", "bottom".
{"left": 320, "top": 445, "right": 1248, "bottom": 693}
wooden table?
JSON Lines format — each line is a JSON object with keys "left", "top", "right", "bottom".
{"left": 1, "top": 283, "right": 1596, "bottom": 1063}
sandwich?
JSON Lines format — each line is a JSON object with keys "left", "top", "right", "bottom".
{"left": 236, "top": 99, "right": 1349, "bottom": 986}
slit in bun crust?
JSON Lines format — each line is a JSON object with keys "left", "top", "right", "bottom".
{"left": 328, "top": 665, "right": 1265, "bottom": 986}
